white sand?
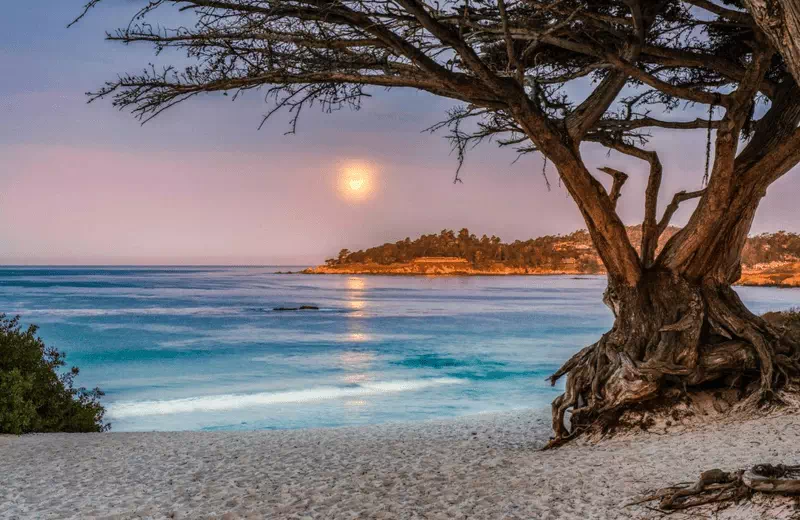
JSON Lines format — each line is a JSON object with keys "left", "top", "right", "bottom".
{"left": 2, "top": 409, "right": 799, "bottom": 519}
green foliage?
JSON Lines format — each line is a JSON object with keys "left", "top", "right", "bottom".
{"left": 331, "top": 227, "right": 800, "bottom": 273}
{"left": 330, "top": 228, "right": 604, "bottom": 272}
{"left": 0, "top": 315, "right": 108, "bottom": 434}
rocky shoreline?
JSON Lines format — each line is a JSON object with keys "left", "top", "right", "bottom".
{"left": 297, "top": 263, "right": 800, "bottom": 287}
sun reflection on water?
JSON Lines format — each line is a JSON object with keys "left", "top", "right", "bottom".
{"left": 347, "top": 277, "right": 365, "bottom": 291}
{"left": 343, "top": 373, "right": 370, "bottom": 384}
{"left": 346, "top": 277, "right": 367, "bottom": 317}
{"left": 347, "top": 300, "right": 365, "bottom": 310}
{"left": 340, "top": 276, "right": 376, "bottom": 404}
{"left": 339, "top": 351, "right": 375, "bottom": 366}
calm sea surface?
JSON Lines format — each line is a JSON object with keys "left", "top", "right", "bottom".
{"left": 2, "top": 267, "right": 799, "bottom": 432}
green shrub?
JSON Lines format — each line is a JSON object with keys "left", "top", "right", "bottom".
{"left": 0, "top": 314, "right": 108, "bottom": 434}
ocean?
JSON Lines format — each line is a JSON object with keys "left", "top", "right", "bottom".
{"left": 2, "top": 267, "right": 799, "bottom": 432}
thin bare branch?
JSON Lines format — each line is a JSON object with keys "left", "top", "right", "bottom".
{"left": 597, "top": 167, "right": 629, "bottom": 209}
{"left": 658, "top": 189, "right": 706, "bottom": 236}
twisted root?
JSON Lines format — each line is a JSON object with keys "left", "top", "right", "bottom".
{"left": 546, "top": 280, "right": 800, "bottom": 448}
{"left": 630, "top": 464, "right": 800, "bottom": 512}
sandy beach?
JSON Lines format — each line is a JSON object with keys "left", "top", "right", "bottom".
{"left": 3, "top": 409, "right": 799, "bottom": 519}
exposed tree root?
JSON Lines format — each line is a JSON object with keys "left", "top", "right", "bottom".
{"left": 630, "top": 464, "right": 800, "bottom": 514}
{"left": 546, "top": 272, "right": 800, "bottom": 448}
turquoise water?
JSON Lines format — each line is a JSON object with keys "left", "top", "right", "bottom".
{"left": 2, "top": 267, "right": 799, "bottom": 432}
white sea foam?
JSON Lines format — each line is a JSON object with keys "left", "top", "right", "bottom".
{"left": 107, "top": 378, "right": 464, "bottom": 418}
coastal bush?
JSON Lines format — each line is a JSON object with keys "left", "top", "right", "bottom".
{"left": 0, "top": 315, "right": 107, "bottom": 434}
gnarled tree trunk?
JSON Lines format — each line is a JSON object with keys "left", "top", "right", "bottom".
{"left": 548, "top": 268, "right": 800, "bottom": 445}
{"left": 542, "top": 57, "right": 800, "bottom": 446}
{"left": 546, "top": 108, "right": 800, "bottom": 444}
{"left": 545, "top": 156, "right": 800, "bottom": 444}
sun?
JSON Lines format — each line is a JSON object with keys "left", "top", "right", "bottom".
{"left": 337, "top": 160, "right": 377, "bottom": 202}
{"left": 349, "top": 178, "right": 365, "bottom": 191}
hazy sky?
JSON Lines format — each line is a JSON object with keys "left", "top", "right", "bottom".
{"left": 2, "top": 2, "right": 799, "bottom": 265}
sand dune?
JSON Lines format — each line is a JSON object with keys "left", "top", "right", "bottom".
{"left": 2, "top": 410, "right": 798, "bottom": 519}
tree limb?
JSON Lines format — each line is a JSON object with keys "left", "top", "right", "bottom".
{"left": 599, "top": 139, "right": 662, "bottom": 266}
{"left": 743, "top": 0, "right": 800, "bottom": 87}
{"left": 657, "top": 189, "right": 705, "bottom": 237}
{"left": 683, "top": 0, "right": 752, "bottom": 24}
{"left": 597, "top": 116, "right": 723, "bottom": 131}
{"left": 597, "top": 167, "right": 629, "bottom": 209}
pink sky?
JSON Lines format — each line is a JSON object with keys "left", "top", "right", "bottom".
{"left": 3, "top": 131, "right": 798, "bottom": 265}
{"left": 2, "top": 2, "right": 799, "bottom": 265}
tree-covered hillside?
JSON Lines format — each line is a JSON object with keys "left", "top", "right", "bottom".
{"left": 327, "top": 227, "right": 800, "bottom": 272}
{"left": 743, "top": 232, "right": 800, "bottom": 266}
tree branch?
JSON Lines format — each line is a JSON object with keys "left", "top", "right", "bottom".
{"left": 565, "top": 0, "right": 648, "bottom": 141}
{"left": 603, "top": 52, "right": 728, "bottom": 107}
{"left": 684, "top": 0, "right": 752, "bottom": 25}
{"left": 742, "top": 0, "right": 800, "bottom": 87}
{"left": 657, "top": 189, "right": 706, "bottom": 237}
{"left": 597, "top": 116, "right": 723, "bottom": 132}
{"left": 597, "top": 167, "right": 629, "bottom": 209}
{"left": 600, "top": 139, "right": 662, "bottom": 266}
{"left": 393, "top": 0, "right": 515, "bottom": 95}
{"left": 641, "top": 45, "right": 778, "bottom": 98}
{"left": 497, "top": 0, "right": 521, "bottom": 84}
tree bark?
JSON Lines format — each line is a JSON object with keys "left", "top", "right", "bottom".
{"left": 552, "top": 157, "right": 643, "bottom": 287}
{"left": 547, "top": 269, "right": 800, "bottom": 445}
{"left": 512, "top": 112, "right": 643, "bottom": 287}
{"left": 543, "top": 72, "right": 800, "bottom": 445}
{"left": 658, "top": 79, "right": 800, "bottom": 283}
{"left": 542, "top": 68, "right": 800, "bottom": 445}
{"left": 744, "top": 0, "right": 800, "bottom": 85}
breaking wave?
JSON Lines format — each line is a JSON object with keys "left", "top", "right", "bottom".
{"left": 107, "top": 378, "right": 464, "bottom": 418}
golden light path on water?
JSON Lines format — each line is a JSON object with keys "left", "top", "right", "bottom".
{"left": 336, "top": 160, "right": 377, "bottom": 202}
{"left": 341, "top": 276, "right": 374, "bottom": 408}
